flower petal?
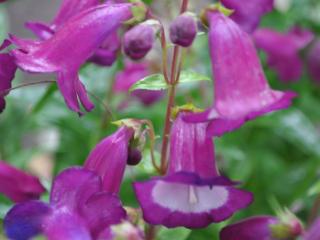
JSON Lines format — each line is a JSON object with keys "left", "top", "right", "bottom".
{"left": 4, "top": 201, "right": 51, "bottom": 240}
{"left": 220, "top": 216, "right": 278, "bottom": 240}
{"left": 0, "top": 54, "right": 17, "bottom": 113}
{"left": 0, "top": 160, "right": 45, "bottom": 202}
{"left": 134, "top": 173, "right": 253, "bottom": 228}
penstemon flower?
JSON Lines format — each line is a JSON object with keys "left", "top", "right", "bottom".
{"left": 4, "top": 126, "right": 134, "bottom": 240}
{"left": 253, "top": 27, "right": 314, "bottom": 82}
{"left": 0, "top": 53, "right": 17, "bottom": 113}
{"left": 134, "top": 111, "right": 253, "bottom": 228}
{"left": 221, "top": 0, "right": 274, "bottom": 33}
{"left": 4, "top": 3, "right": 132, "bottom": 115}
{"left": 220, "top": 213, "right": 303, "bottom": 240}
{"left": 184, "top": 10, "right": 296, "bottom": 137}
{"left": 0, "top": 160, "right": 45, "bottom": 203}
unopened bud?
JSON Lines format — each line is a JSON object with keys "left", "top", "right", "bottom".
{"left": 123, "top": 20, "right": 160, "bottom": 60}
{"left": 170, "top": 12, "right": 198, "bottom": 47}
{"left": 127, "top": 147, "right": 142, "bottom": 166}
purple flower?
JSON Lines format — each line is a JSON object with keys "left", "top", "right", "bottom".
{"left": 307, "top": 40, "right": 320, "bottom": 84}
{"left": 253, "top": 27, "right": 314, "bottom": 82}
{"left": 304, "top": 218, "right": 320, "bottom": 240}
{"left": 4, "top": 126, "right": 134, "bottom": 240}
{"left": 8, "top": 3, "right": 132, "bottom": 115}
{"left": 184, "top": 11, "right": 296, "bottom": 137}
{"left": 170, "top": 12, "right": 198, "bottom": 47}
{"left": 0, "top": 54, "right": 17, "bottom": 113}
{"left": 220, "top": 215, "right": 303, "bottom": 240}
{"left": 123, "top": 20, "right": 159, "bottom": 60}
{"left": 114, "top": 61, "right": 163, "bottom": 106}
{"left": 0, "top": 160, "right": 45, "bottom": 203}
{"left": 134, "top": 111, "right": 253, "bottom": 228}
{"left": 221, "top": 0, "right": 274, "bottom": 33}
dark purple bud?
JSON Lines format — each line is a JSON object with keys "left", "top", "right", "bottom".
{"left": 170, "top": 12, "right": 198, "bottom": 47}
{"left": 127, "top": 147, "right": 142, "bottom": 166}
{"left": 123, "top": 20, "right": 159, "bottom": 60}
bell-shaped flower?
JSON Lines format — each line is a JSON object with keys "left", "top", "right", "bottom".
{"left": 4, "top": 126, "right": 134, "bottom": 240}
{"left": 220, "top": 214, "right": 303, "bottom": 240}
{"left": 0, "top": 160, "right": 45, "bottom": 203}
{"left": 0, "top": 54, "right": 17, "bottom": 113}
{"left": 114, "top": 61, "right": 163, "bottom": 106}
{"left": 134, "top": 111, "right": 253, "bottom": 228}
{"left": 307, "top": 40, "right": 320, "bottom": 84}
{"left": 184, "top": 11, "right": 296, "bottom": 137}
{"left": 253, "top": 27, "right": 314, "bottom": 82}
{"left": 221, "top": 0, "right": 274, "bottom": 33}
{"left": 8, "top": 3, "right": 132, "bottom": 115}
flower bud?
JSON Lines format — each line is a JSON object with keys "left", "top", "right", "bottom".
{"left": 123, "top": 20, "right": 159, "bottom": 60}
{"left": 127, "top": 147, "right": 142, "bottom": 166}
{"left": 170, "top": 12, "right": 198, "bottom": 47}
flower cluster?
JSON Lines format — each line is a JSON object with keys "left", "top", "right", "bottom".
{"left": 0, "top": 0, "right": 318, "bottom": 239}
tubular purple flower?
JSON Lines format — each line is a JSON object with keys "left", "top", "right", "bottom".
{"left": 0, "top": 160, "right": 45, "bottom": 203}
{"left": 0, "top": 54, "right": 17, "bottom": 113}
{"left": 114, "top": 61, "right": 163, "bottom": 106}
{"left": 220, "top": 215, "right": 303, "bottom": 240}
{"left": 3, "top": 126, "right": 135, "bottom": 240}
{"left": 8, "top": 3, "right": 132, "bottom": 115}
{"left": 307, "top": 40, "right": 320, "bottom": 84}
{"left": 220, "top": 216, "right": 278, "bottom": 240}
{"left": 184, "top": 11, "right": 296, "bottom": 137}
{"left": 84, "top": 126, "right": 134, "bottom": 193}
{"left": 123, "top": 20, "right": 159, "bottom": 60}
{"left": 253, "top": 27, "right": 314, "bottom": 82}
{"left": 221, "top": 0, "right": 274, "bottom": 33}
{"left": 169, "top": 12, "right": 198, "bottom": 47}
{"left": 134, "top": 111, "right": 253, "bottom": 228}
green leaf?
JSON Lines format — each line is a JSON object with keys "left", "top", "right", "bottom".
{"left": 157, "top": 227, "right": 191, "bottom": 240}
{"left": 130, "top": 71, "right": 210, "bottom": 92}
{"left": 130, "top": 74, "right": 167, "bottom": 91}
{"left": 308, "top": 180, "right": 320, "bottom": 196}
{"left": 178, "top": 70, "right": 211, "bottom": 84}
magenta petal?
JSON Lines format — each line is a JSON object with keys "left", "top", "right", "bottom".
{"left": 4, "top": 201, "right": 51, "bottom": 240}
{"left": 84, "top": 126, "right": 134, "bottom": 193}
{"left": 24, "top": 21, "right": 54, "bottom": 40}
{"left": 253, "top": 27, "right": 314, "bottom": 82}
{"left": 168, "top": 112, "right": 219, "bottom": 178}
{"left": 80, "top": 192, "right": 126, "bottom": 238}
{"left": 305, "top": 218, "right": 320, "bottom": 240}
{"left": 50, "top": 167, "right": 102, "bottom": 210}
{"left": 0, "top": 161, "right": 45, "bottom": 202}
{"left": 220, "top": 216, "right": 278, "bottom": 240}
{"left": 134, "top": 173, "right": 253, "bottom": 228}
{"left": 184, "top": 11, "right": 296, "bottom": 136}
{"left": 10, "top": 3, "right": 132, "bottom": 114}
{"left": 0, "top": 54, "right": 17, "bottom": 113}
{"left": 221, "top": 0, "right": 274, "bottom": 33}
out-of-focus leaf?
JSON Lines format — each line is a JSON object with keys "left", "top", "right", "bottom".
{"left": 157, "top": 227, "right": 191, "bottom": 240}
{"left": 0, "top": 5, "right": 8, "bottom": 42}
{"left": 308, "top": 180, "right": 320, "bottom": 196}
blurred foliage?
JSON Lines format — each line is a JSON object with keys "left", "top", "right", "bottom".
{"left": 0, "top": 0, "right": 320, "bottom": 239}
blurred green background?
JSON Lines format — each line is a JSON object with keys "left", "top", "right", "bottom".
{"left": 1, "top": 0, "right": 320, "bottom": 239}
